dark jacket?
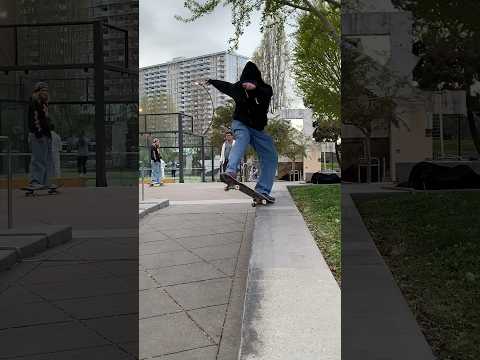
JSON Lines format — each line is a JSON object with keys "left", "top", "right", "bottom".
{"left": 150, "top": 145, "right": 160, "bottom": 162}
{"left": 28, "top": 97, "right": 51, "bottom": 138}
{"left": 207, "top": 62, "right": 273, "bottom": 131}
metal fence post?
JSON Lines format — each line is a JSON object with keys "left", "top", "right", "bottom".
{"left": 178, "top": 114, "right": 184, "bottom": 183}
{"left": 211, "top": 146, "right": 214, "bottom": 182}
{"left": 7, "top": 139, "right": 12, "bottom": 229}
{"left": 140, "top": 162, "right": 144, "bottom": 202}
{"left": 0, "top": 136, "right": 12, "bottom": 228}
{"left": 201, "top": 136, "right": 205, "bottom": 182}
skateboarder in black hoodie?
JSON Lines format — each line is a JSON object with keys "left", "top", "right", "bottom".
{"left": 205, "top": 61, "right": 277, "bottom": 200}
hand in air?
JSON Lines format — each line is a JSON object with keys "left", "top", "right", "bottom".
{"left": 242, "top": 82, "right": 256, "bottom": 90}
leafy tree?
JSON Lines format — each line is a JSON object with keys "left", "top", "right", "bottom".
{"left": 342, "top": 44, "right": 406, "bottom": 182}
{"left": 209, "top": 101, "right": 235, "bottom": 151}
{"left": 292, "top": 3, "right": 340, "bottom": 163}
{"left": 176, "top": 0, "right": 340, "bottom": 49}
{"left": 252, "top": 17, "right": 289, "bottom": 113}
{"left": 266, "top": 117, "right": 308, "bottom": 171}
{"left": 391, "top": 0, "right": 480, "bottom": 155}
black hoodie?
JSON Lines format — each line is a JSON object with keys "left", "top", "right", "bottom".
{"left": 207, "top": 61, "right": 273, "bottom": 131}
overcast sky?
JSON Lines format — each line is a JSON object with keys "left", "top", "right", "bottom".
{"left": 139, "top": 0, "right": 304, "bottom": 108}
{"left": 139, "top": 0, "right": 263, "bottom": 67}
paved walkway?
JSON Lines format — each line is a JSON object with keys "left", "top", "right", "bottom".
{"left": 139, "top": 183, "right": 255, "bottom": 359}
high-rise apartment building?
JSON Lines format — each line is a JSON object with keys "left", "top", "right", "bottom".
{"left": 140, "top": 51, "right": 249, "bottom": 134}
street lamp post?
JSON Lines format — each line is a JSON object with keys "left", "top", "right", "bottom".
{"left": 194, "top": 81, "right": 215, "bottom": 181}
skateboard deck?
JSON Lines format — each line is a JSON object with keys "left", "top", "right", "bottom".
{"left": 21, "top": 184, "right": 62, "bottom": 197}
{"left": 220, "top": 173, "right": 274, "bottom": 207}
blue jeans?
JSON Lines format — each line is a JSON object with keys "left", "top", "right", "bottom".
{"left": 29, "top": 134, "right": 53, "bottom": 186}
{"left": 151, "top": 161, "right": 160, "bottom": 184}
{"left": 227, "top": 120, "right": 278, "bottom": 195}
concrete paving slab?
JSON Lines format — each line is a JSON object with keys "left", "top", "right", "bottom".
{"left": 0, "top": 284, "right": 43, "bottom": 306}
{"left": 139, "top": 312, "right": 214, "bottom": 358}
{"left": 139, "top": 231, "right": 170, "bottom": 243}
{"left": 149, "top": 262, "right": 226, "bottom": 286}
{"left": 190, "top": 243, "right": 241, "bottom": 262}
{"left": 9, "top": 345, "right": 135, "bottom": 359}
{"left": 54, "top": 292, "right": 138, "bottom": 319}
{"left": 140, "top": 250, "right": 203, "bottom": 270}
{"left": 0, "top": 321, "right": 109, "bottom": 358}
{"left": 0, "top": 249, "right": 16, "bottom": 271}
{"left": 139, "top": 239, "right": 185, "bottom": 255}
{"left": 175, "top": 232, "right": 243, "bottom": 249}
{"left": 139, "top": 272, "right": 158, "bottom": 291}
{"left": 25, "top": 276, "right": 131, "bottom": 301}
{"left": 140, "top": 288, "right": 181, "bottom": 319}
{"left": 85, "top": 314, "right": 138, "bottom": 343}
{"left": 0, "top": 301, "right": 70, "bottom": 329}
{"left": 187, "top": 304, "right": 228, "bottom": 343}
{"left": 159, "top": 346, "right": 218, "bottom": 360}
{"left": 63, "top": 239, "right": 136, "bottom": 260}
{"left": 19, "top": 262, "right": 109, "bottom": 285}
{"left": 210, "top": 257, "right": 237, "bottom": 276}
{"left": 165, "top": 278, "right": 232, "bottom": 310}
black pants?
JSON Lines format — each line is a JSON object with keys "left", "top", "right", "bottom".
{"left": 221, "top": 160, "right": 229, "bottom": 173}
{"left": 77, "top": 156, "right": 87, "bottom": 174}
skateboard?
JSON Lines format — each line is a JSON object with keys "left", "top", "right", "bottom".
{"left": 220, "top": 173, "right": 274, "bottom": 207}
{"left": 21, "top": 184, "right": 62, "bottom": 197}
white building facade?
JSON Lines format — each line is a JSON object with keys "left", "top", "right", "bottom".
{"left": 140, "top": 51, "right": 248, "bottom": 134}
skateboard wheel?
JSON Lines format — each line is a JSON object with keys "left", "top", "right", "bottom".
{"left": 262, "top": 199, "right": 267, "bottom": 205}
{"left": 251, "top": 202, "right": 256, "bottom": 207}
{"left": 234, "top": 185, "right": 240, "bottom": 190}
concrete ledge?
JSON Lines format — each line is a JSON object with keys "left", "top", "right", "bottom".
{"left": 239, "top": 183, "right": 340, "bottom": 360}
{"left": 0, "top": 225, "right": 72, "bottom": 248}
{"left": 342, "top": 189, "right": 435, "bottom": 359}
{"left": 0, "top": 236, "right": 47, "bottom": 258}
{"left": 0, "top": 250, "right": 17, "bottom": 271}
{"left": 139, "top": 199, "right": 169, "bottom": 219}
{"left": 0, "top": 226, "right": 72, "bottom": 271}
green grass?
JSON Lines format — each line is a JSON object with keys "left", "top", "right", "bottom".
{"left": 289, "top": 185, "right": 341, "bottom": 283}
{"left": 355, "top": 192, "right": 480, "bottom": 360}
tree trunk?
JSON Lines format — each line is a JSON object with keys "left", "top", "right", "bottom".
{"left": 466, "top": 89, "right": 480, "bottom": 155}
{"left": 334, "top": 142, "right": 341, "bottom": 169}
{"left": 365, "top": 135, "right": 372, "bottom": 183}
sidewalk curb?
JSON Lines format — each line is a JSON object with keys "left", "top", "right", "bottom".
{"left": 238, "top": 183, "right": 341, "bottom": 360}
{"left": 139, "top": 199, "right": 169, "bottom": 220}
{"left": 343, "top": 189, "right": 435, "bottom": 359}
{"left": 0, "top": 225, "right": 72, "bottom": 272}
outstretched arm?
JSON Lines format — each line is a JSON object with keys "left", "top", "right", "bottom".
{"left": 207, "top": 79, "right": 237, "bottom": 99}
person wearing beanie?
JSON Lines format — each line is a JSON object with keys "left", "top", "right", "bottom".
{"left": 28, "top": 81, "right": 53, "bottom": 188}
{"left": 204, "top": 61, "right": 277, "bottom": 201}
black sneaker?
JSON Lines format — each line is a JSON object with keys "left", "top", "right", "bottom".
{"left": 260, "top": 193, "right": 275, "bottom": 203}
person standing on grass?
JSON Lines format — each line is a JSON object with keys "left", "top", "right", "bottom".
{"left": 150, "top": 138, "right": 161, "bottom": 186}
{"left": 205, "top": 61, "right": 277, "bottom": 201}
{"left": 28, "top": 82, "right": 54, "bottom": 188}
{"left": 219, "top": 130, "right": 235, "bottom": 173}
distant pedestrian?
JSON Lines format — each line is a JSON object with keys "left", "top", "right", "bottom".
{"left": 171, "top": 160, "right": 177, "bottom": 179}
{"left": 28, "top": 82, "right": 54, "bottom": 188}
{"left": 150, "top": 138, "right": 161, "bottom": 186}
{"left": 77, "top": 131, "right": 88, "bottom": 176}
{"left": 50, "top": 124, "right": 62, "bottom": 178}
{"left": 159, "top": 156, "right": 166, "bottom": 185}
{"left": 219, "top": 130, "right": 235, "bottom": 173}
